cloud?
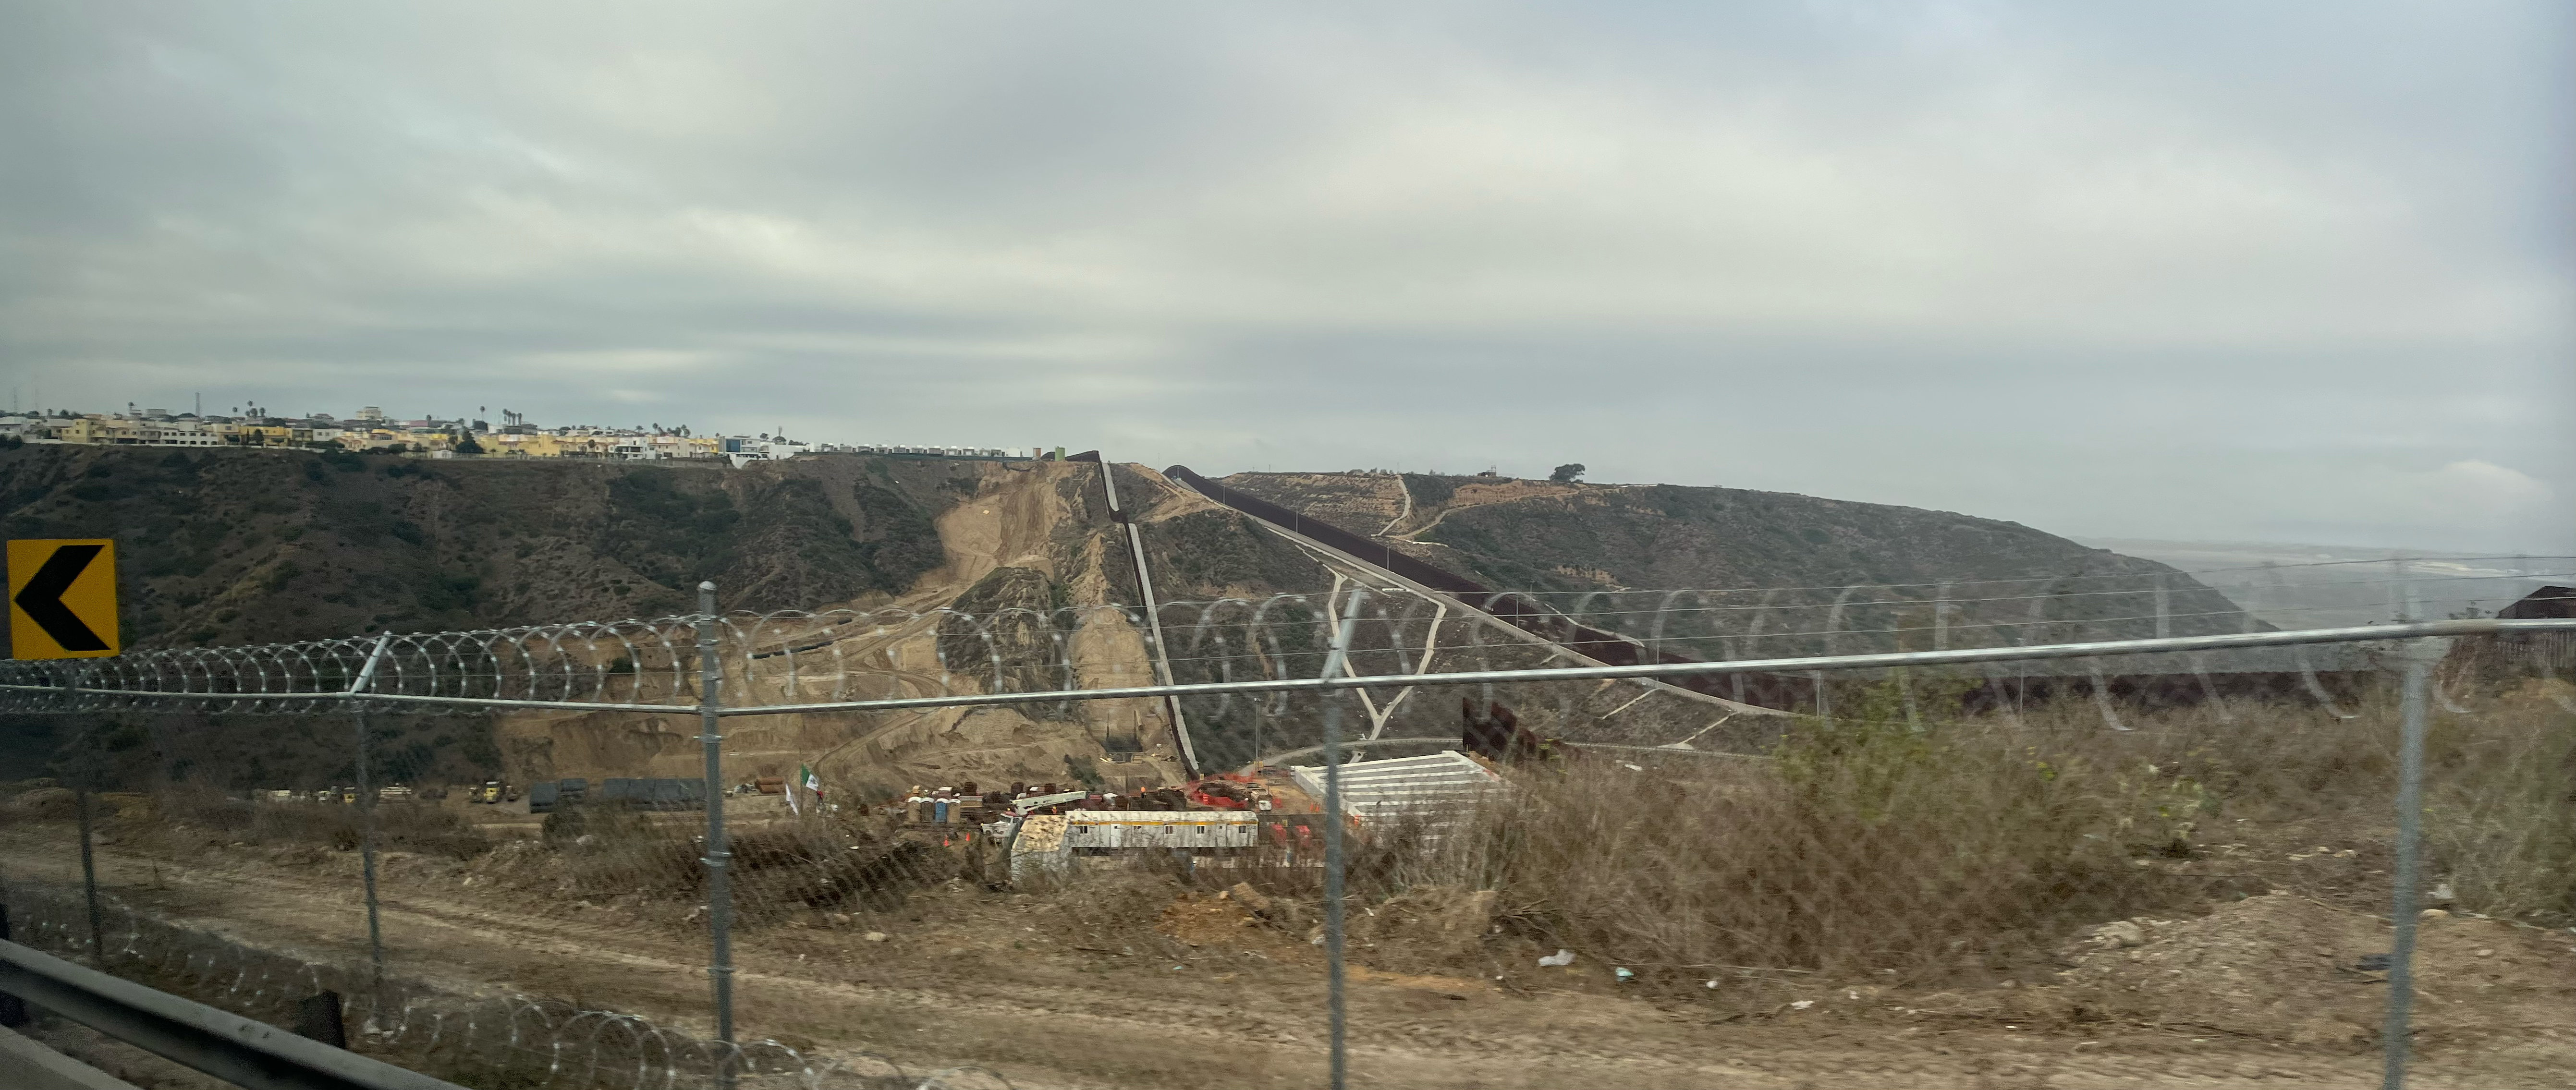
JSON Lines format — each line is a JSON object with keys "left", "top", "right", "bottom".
{"left": 2396, "top": 460, "right": 2554, "bottom": 519}
{"left": 1, "top": 1, "right": 2568, "bottom": 553}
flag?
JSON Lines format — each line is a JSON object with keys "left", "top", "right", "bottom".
{"left": 799, "top": 763, "right": 822, "bottom": 808}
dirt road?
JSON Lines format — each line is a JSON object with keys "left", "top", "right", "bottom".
{"left": 2, "top": 828, "right": 2565, "bottom": 1090}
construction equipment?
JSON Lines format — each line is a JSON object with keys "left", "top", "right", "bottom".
{"left": 470, "top": 781, "right": 505, "bottom": 805}
{"left": 1186, "top": 774, "right": 1265, "bottom": 811}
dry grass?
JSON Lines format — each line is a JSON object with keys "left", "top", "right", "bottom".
{"left": 541, "top": 804, "right": 966, "bottom": 920}
{"left": 544, "top": 802, "right": 707, "bottom": 900}
{"left": 1380, "top": 721, "right": 2177, "bottom": 981}
{"left": 1320, "top": 679, "right": 2575, "bottom": 981}
{"left": 74, "top": 676, "right": 2568, "bottom": 981}
{"left": 146, "top": 787, "right": 488, "bottom": 860}
{"left": 725, "top": 814, "right": 964, "bottom": 919}
{"left": 2422, "top": 687, "right": 2576, "bottom": 925}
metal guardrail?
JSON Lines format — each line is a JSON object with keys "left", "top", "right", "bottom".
{"left": 0, "top": 937, "right": 466, "bottom": 1090}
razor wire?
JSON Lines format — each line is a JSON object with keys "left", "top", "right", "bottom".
{"left": 0, "top": 556, "right": 2565, "bottom": 725}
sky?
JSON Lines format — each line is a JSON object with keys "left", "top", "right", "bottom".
{"left": 2, "top": 2, "right": 2570, "bottom": 555}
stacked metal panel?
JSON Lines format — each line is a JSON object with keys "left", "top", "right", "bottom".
{"left": 1288, "top": 751, "right": 1504, "bottom": 829}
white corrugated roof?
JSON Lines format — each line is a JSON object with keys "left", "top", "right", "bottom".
{"left": 1291, "top": 751, "right": 1503, "bottom": 825}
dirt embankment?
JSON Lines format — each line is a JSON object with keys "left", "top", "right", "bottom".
{"left": 469, "top": 460, "right": 1219, "bottom": 794}
{"left": 917, "top": 460, "right": 1080, "bottom": 598}
{"left": 2038, "top": 893, "right": 2573, "bottom": 1050}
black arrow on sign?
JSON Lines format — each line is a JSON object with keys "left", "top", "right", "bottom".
{"left": 14, "top": 544, "right": 109, "bottom": 652}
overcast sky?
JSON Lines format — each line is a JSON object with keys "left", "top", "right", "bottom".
{"left": 3, "top": 2, "right": 2569, "bottom": 554}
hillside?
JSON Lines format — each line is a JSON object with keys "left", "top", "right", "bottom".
{"left": 1215, "top": 471, "right": 2256, "bottom": 654}
{"left": 0, "top": 447, "right": 1333, "bottom": 651}
{"left": 0, "top": 447, "right": 1331, "bottom": 794}
{"left": 3, "top": 448, "right": 2262, "bottom": 795}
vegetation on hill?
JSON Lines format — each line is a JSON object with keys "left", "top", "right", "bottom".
{"left": 0, "top": 446, "right": 1028, "bottom": 652}
{"left": 0, "top": 450, "right": 1350, "bottom": 788}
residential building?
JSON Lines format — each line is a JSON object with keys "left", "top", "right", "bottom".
{"left": 14, "top": 402, "right": 1039, "bottom": 466}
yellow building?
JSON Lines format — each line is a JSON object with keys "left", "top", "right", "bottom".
{"left": 54, "top": 416, "right": 225, "bottom": 447}
{"left": 231, "top": 424, "right": 302, "bottom": 448}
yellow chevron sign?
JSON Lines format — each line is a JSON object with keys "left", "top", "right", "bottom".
{"left": 8, "top": 539, "right": 120, "bottom": 659}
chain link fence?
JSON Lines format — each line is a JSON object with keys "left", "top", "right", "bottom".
{"left": 1, "top": 558, "right": 2571, "bottom": 1089}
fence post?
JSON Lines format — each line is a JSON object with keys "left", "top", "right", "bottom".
{"left": 352, "top": 706, "right": 387, "bottom": 1005}
{"left": 348, "top": 634, "right": 393, "bottom": 1012}
{"left": 1318, "top": 588, "right": 1367, "bottom": 1090}
{"left": 74, "top": 787, "right": 102, "bottom": 962}
{"left": 293, "top": 989, "right": 348, "bottom": 1048}
{"left": 696, "top": 581, "right": 737, "bottom": 1084}
{"left": 2380, "top": 635, "right": 2442, "bottom": 1090}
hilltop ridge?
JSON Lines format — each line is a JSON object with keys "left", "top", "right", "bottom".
{"left": 1214, "top": 470, "right": 2255, "bottom": 649}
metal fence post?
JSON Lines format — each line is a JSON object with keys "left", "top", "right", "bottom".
{"left": 352, "top": 705, "right": 387, "bottom": 1005}
{"left": 696, "top": 581, "right": 737, "bottom": 1083}
{"left": 347, "top": 634, "right": 393, "bottom": 1010}
{"left": 2380, "top": 635, "right": 2441, "bottom": 1090}
{"left": 294, "top": 989, "right": 348, "bottom": 1048}
{"left": 74, "top": 787, "right": 103, "bottom": 962}
{"left": 1318, "top": 588, "right": 1367, "bottom": 1090}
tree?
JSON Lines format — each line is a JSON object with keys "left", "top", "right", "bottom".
{"left": 452, "top": 434, "right": 485, "bottom": 455}
{"left": 1550, "top": 463, "right": 1586, "bottom": 483}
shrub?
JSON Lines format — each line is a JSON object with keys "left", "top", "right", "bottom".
{"left": 558, "top": 803, "right": 707, "bottom": 899}
{"left": 2423, "top": 690, "right": 2576, "bottom": 924}
{"left": 1387, "top": 719, "right": 2177, "bottom": 982}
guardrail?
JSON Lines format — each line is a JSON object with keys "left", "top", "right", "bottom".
{"left": 0, "top": 936, "right": 465, "bottom": 1090}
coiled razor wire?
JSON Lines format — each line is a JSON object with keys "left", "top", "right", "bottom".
{"left": 0, "top": 556, "right": 2565, "bottom": 721}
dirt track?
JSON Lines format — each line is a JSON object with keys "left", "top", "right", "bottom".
{"left": 6, "top": 827, "right": 2571, "bottom": 1090}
